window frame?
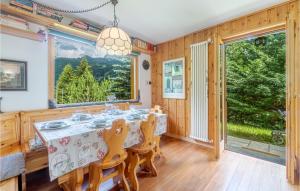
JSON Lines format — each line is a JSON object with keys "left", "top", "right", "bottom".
{"left": 47, "top": 35, "right": 139, "bottom": 108}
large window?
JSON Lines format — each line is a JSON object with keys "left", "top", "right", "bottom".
{"left": 53, "top": 35, "right": 136, "bottom": 105}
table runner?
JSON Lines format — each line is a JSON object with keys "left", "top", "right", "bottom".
{"left": 34, "top": 111, "right": 167, "bottom": 180}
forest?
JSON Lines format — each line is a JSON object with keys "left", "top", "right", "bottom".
{"left": 55, "top": 56, "right": 132, "bottom": 104}
{"left": 226, "top": 32, "right": 286, "bottom": 143}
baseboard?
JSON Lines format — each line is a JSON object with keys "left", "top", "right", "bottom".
{"left": 164, "top": 133, "right": 214, "bottom": 151}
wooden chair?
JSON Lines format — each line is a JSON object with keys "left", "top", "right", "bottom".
{"left": 150, "top": 105, "right": 163, "bottom": 114}
{"left": 150, "top": 105, "right": 163, "bottom": 159}
{"left": 88, "top": 119, "right": 130, "bottom": 191}
{"left": 126, "top": 114, "right": 158, "bottom": 191}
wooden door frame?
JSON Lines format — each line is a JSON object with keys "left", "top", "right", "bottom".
{"left": 215, "top": 19, "right": 299, "bottom": 183}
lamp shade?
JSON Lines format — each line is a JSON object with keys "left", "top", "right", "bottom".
{"left": 96, "top": 27, "right": 132, "bottom": 56}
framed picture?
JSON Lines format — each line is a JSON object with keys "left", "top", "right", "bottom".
{"left": 0, "top": 59, "right": 27, "bottom": 91}
{"left": 163, "top": 57, "right": 185, "bottom": 99}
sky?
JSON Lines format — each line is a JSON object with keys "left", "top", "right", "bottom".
{"left": 55, "top": 37, "right": 107, "bottom": 58}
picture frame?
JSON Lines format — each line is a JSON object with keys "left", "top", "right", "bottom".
{"left": 0, "top": 59, "right": 27, "bottom": 91}
{"left": 163, "top": 57, "right": 185, "bottom": 99}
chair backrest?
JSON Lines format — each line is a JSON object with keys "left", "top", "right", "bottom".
{"left": 102, "top": 119, "right": 128, "bottom": 163}
{"left": 138, "top": 114, "right": 156, "bottom": 150}
{"left": 150, "top": 105, "right": 163, "bottom": 114}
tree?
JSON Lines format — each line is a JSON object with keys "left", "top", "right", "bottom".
{"left": 56, "top": 58, "right": 114, "bottom": 104}
{"left": 56, "top": 64, "right": 74, "bottom": 104}
{"left": 226, "top": 32, "right": 286, "bottom": 130}
{"left": 109, "top": 60, "right": 132, "bottom": 100}
{"left": 76, "top": 57, "right": 92, "bottom": 76}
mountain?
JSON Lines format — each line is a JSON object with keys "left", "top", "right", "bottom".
{"left": 55, "top": 56, "right": 131, "bottom": 85}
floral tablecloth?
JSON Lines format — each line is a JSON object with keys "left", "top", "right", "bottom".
{"left": 34, "top": 111, "right": 167, "bottom": 181}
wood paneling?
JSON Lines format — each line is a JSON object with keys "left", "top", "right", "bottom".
{"left": 48, "top": 35, "right": 55, "bottom": 100}
{"left": 152, "top": 28, "right": 217, "bottom": 146}
{"left": 296, "top": 0, "right": 300, "bottom": 184}
{"left": 0, "top": 112, "right": 20, "bottom": 149}
{"left": 286, "top": 0, "right": 300, "bottom": 184}
{"left": 151, "top": 0, "right": 300, "bottom": 183}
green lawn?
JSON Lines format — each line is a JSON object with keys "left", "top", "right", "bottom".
{"left": 227, "top": 123, "right": 273, "bottom": 144}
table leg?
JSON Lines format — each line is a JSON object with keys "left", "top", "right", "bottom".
{"left": 60, "top": 168, "right": 84, "bottom": 191}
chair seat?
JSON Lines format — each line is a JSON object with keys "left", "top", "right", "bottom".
{"left": 128, "top": 145, "right": 154, "bottom": 154}
{"left": 0, "top": 150, "right": 25, "bottom": 181}
{"left": 94, "top": 152, "right": 128, "bottom": 169}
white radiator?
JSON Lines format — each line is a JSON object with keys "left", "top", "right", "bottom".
{"left": 190, "top": 41, "right": 210, "bottom": 143}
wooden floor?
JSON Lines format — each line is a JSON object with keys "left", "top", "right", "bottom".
{"left": 27, "top": 137, "right": 298, "bottom": 191}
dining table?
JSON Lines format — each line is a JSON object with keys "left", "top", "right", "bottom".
{"left": 34, "top": 109, "right": 167, "bottom": 183}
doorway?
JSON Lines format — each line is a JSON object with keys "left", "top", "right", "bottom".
{"left": 221, "top": 31, "right": 286, "bottom": 165}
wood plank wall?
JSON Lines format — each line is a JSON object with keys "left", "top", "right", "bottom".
{"left": 296, "top": 0, "right": 300, "bottom": 184}
{"left": 287, "top": 0, "right": 300, "bottom": 184}
{"left": 151, "top": 0, "right": 299, "bottom": 182}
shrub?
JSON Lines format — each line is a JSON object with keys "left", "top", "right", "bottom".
{"left": 226, "top": 32, "right": 286, "bottom": 130}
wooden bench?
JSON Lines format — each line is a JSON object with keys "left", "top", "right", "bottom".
{"left": 0, "top": 112, "right": 21, "bottom": 191}
{"left": 0, "top": 177, "right": 18, "bottom": 191}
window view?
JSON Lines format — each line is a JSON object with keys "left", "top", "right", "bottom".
{"left": 54, "top": 37, "right": 134, "bottom": 104}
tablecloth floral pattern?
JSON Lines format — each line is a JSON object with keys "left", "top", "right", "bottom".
{"left": 34, "top": 112, "right": 167, "bottom": 181}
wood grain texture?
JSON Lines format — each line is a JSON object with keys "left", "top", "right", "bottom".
{"left": 26, "top": 137, "right": 299, "bottom": 191}
{"left": 296, "top": 0, "right": 300, "bottom": 185}
{"left": 151, "top": 0, "right": 300, "bottom": 183}
{"left": 48, "top": 35, "right": 55, "bottom": 100}
{"left": 152, "top": 29, "right": 217, "bottom": 146}
{"left": 0, "top": 112, "right": 20, "bottom": 149}
{"left": 286, "top": 0, "right": 300, "bottom": 184}
{"left": 0, "top": 177, "right": 18, "bottom": 191}
{"left": 126, "top": 114, "right": 158, "bottom": 191}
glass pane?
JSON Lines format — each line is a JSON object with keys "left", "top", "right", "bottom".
{"left": 54, "top": 36, "right": 134, "bottom": 105}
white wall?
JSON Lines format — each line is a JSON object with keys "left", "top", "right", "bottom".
{"left": 0, "top": 33, "right": 151, "bottom": 112}
{"left": 138, "top": 53, "right": 152, "bottom": 107}
{"left": 0, "top": 33, "right": 48, "bottom": 112}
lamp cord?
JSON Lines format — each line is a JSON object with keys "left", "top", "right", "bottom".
{"left": 113, "top": 3, "right": 118, "bottom": 27}
{"left": 30, "top": 0, "right": 120, "bottom": 27}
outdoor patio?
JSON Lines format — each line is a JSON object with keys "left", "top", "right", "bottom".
{"left": 226, "top": 136, "right": 285, "bottom": 165}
